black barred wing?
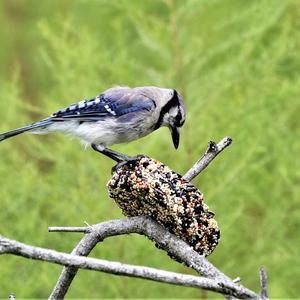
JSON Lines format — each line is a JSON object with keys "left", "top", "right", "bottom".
{"left": 51, "top": 89, "right": 155, "bottom": 122}
{"left": 51, "top": 94, "right": 111, "bottom": 121}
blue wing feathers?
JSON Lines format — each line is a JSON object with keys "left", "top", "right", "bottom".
{"left": 51, "top": 88, "right": 155, "bottom": 122}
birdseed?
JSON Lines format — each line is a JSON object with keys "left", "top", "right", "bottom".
{"left": 107, "top": 156, "right": 220, "bottom": 256}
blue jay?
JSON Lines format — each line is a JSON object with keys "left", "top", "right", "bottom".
{"left": 0, "top": 86, "right": 186, "bottom": 161}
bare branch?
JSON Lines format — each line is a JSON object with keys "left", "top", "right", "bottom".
{"left": 48, "top": 217, "right": 258, "bottom": 299}
{"left": 48, "top": 227, "right": 89, "bottom": 233}
{"left": 0, "top": 234, "right": 259, "bottom": 299}
{"left": 259, "top": 267, "right": 269, "bottom": 299}
{"left": 183, "top": 137, "right": 233, "bottom": 181}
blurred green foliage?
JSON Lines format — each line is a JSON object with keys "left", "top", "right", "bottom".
{"left": 0, "top": 0, "right": 299, "bottom": 298}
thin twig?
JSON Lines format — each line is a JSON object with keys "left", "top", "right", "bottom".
{"left": 0, "top": 234, "right": 259, "bottom": 299}
{"left": 259, "top": 267, "right": 269, "bottom": 299}
{"left": 48, "top": 227, "right": 89, "bottom": 233}
{"left": 183, "top": 137, "right": 233, "bottom": 181}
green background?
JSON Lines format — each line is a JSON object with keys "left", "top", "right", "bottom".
{"left": 0, "top": 0, "right": 299, "bottom": 298}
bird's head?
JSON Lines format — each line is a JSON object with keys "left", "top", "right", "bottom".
{"left": 165, "top": 90, "right": 186, "bottom": 149}
{"left": 154, "top": 89, "right": 186, "bottom": 149}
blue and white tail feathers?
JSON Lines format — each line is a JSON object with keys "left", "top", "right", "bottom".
{"left": 0, "top": 119, "right": 53, "bottom": 142}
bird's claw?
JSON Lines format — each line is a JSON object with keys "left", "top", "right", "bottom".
{"left": 112, "top": 155, "right": 145, "bottom": 173}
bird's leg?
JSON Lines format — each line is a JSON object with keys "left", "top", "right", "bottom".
{"left": 91, "top": 144, "right": 145, "bottom": 172}
{"left": 91, "top": 144, "right": 132, "bottom": 163}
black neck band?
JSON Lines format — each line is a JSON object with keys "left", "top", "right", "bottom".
{"left": 154, "top": 90, "right": 178, "bottom": 130}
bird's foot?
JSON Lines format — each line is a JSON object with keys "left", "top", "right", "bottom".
{"left": 112, "top": 154, "right": 145, "bottom": 173}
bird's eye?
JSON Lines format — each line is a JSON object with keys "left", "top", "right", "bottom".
{"left": 175, "top": 111, "right": 184, "bottom": 127}
{"left": 174, "top": 106, "right": 186, "bottom": 127}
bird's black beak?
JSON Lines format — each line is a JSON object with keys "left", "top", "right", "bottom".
{"left": 171, "top": 126, "right": 180, "bottom": 149}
